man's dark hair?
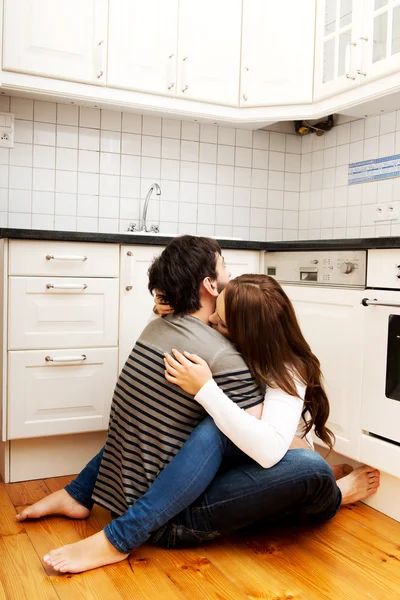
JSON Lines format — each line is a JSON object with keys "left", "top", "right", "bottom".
{"left": 148, "top": 235, "right": 222, "bottom": 315}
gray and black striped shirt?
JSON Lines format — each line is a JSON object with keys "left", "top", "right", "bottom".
{"left": 92, "top": 314, "right": 264, "bottom": 516}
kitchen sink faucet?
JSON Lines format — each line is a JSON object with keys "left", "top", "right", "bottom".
{"left": 127, "top": 183, "right": 161, "bottom": 233}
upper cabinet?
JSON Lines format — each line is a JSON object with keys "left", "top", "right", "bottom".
{"left": 2, "top": 0, "right": 108, "bottom": 85}
{"left": 108, "top": 0, "right": 179, "bottom": 96}
{"left": 314, "top": 0, "right": 400, "bottom": 100}
{"left": 240, "top": 0, "right": 316, "bottom": 106}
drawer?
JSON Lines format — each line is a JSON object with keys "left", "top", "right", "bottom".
{"left": 9, "top": 240, "right": 119, "bottom": 277}
{"left": 7, "top": 348, "right": 118, "bottom": 439}
{"left": 9, "top": 277, "right": 119, "bottom": 350}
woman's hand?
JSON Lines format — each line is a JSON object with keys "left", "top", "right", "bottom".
{"left": 153, "top": 289, "right": 174, "bottom": 316}
{"left": 164, "top": 349, "right": 212, "bottom": 396}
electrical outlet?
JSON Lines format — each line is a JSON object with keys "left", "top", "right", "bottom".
{"left": 0, "top": 112, "right": 14, "bottom": 148}
{"left": 373, "top": 201, "right": 400, "bottom": 222}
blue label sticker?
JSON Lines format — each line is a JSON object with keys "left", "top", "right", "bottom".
{"left": 348, "top": 154, "right": 400, "bottom": 185}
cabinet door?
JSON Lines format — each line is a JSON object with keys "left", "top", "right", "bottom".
{"left": 119, "top": 245, "right": 164, "bottom": 370}
{"left": 223, "top": 249, "right": 262, "bottom": 278}
{"left": 176, "top": 0, "right": 241, "bottom": 106}
{"left": 108, "top": 0, "right": 179, "bottom": 95}
{"left": 314, "top": 0, "right": 363, "bottom": 100}
{"left": 283, "top": 285, "right": 365, "bottom": 460}
{"left": 3, "top": 0, "right": 108, "bottom": 84}
{"left": 359, "top": 0, "right": 400, "bottom": 84}
{"left": 241, "top": 0, "right": 316, "bottom": 106}
{"left": 8, "top": 348, "right": 118, "bottom": 439}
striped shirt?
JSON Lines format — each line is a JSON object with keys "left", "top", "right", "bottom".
{"left": 92, "top": 314, "right": 264, "bottom": 516}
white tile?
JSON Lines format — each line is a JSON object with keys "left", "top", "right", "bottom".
{"left": 178, "top": 222, "right": 197, "bottom": 234}
{"left": 180, "top": 140, "right": 198, "bottom": 162}
{"left": 160, "top": 180, "right": 179, "bottom": 202}
{"left": 361, "top": 203, "right": 376, "bottom": 226}
{"left": 0, "top": 188, "right": 7, "bottom": 211}
{"left": 180, "top": 161, "right": 198, "bottom": 182}
{"left": 34, "top": 100, "right": 56, "bottom": 123}
{"left": 142, "top": 116, "right": 161, "bottom": 136}
{"left": 251, "top": 169, "right": 268, "bottom": 189}
{"left": 10, "top": 98, "right": 33, "bottom": 120}
{"left": 79, "top": 150, "right": 99, "bottom": 173}
{"left": 270, "top": 132, "right": 286, "bottom": 152}
{"left": 216, "top": 185, "right": 233, "bottom": 206}
{"left": 99, "top": 196, "right": 120, "bottom": 219}
{"left": 33, "top": 145, "right": 55, "bottom": 169}
{"left": 377, "top": 178, "right": 393, "bottom": 203}
{"left": 179, "top": 202, "right": 198, "bottom": 222}
{"left": 235, "top": 147, "right": 252, "bottom": 168}
{"left": 346, "top": 204, "right": 361, "bottom": 227}
{"left": 284, "top": 191, "right": 299, "bottom": 210}
{"left": 282, "top": 229, "right": 298, "bottom": 241}
{"left": 161, "top": 158, "right": 180, "bottom": 181}
{"left": 79, "top": 127, "right": 100, "bottom": 151}
{"left": 8, "top": 212, "right": 31, "bottom": 228}
{"left": 141, "top": 157, "right": 161, "bottom": 179}
{"left": 250, "top": 207, "right": 267, "bottom": 228}
{"left": 200, "top": 124, "right": 218, "bottom": 143}
{"left": 56, "top": 124, "right": 78, "bottom": 148}
{"left": 122, "top": 112, "right": 142, "bottom": 134}
{"left": 265, "top": 228, "right": 282, "bottom": 241}
{"left": 32, "top": 191, "right": 54, "bottom": 214}
{"left": 335, "top": 165, "right": 348, "bottom": 187}
{"left": 361, "top": 181, "right": 377, "bottom": 205}
{"left": 252, "top": 130, "right": 269, "bottom": 150}
{"left": 310, "top": 190, "right": 322, "bottom": 210}
{"left": 162, "top": 138, "right": 181, "bottom": 160}
{"left": 181, "top": 121, "right": 199, "bottom": 141}
{"left": 34, "top": 122, "right": 56, "bottom": 146}
{"left": 197, "top": 223, "right": 215, "bottom": 236}
{"left": 395, "top": 131, "right": 400, "bottom": 154}
{"left": 346, "top": 185, "right": 362, "bottom": 206}
{"left": 285, "top": 153, "right": 301, "bottom": 173}
{"left": 269, "top": 151, "right": 285, "bottom": 171}
{"left": 101, "top": 110, "right": 122, "bottom": 131}
{"left": 344, "top": 226, "right": 359, "bottom": 238}
{"left": 312, "top": 150, "right": 323, "bottom": 170}
{"left": 301, "top": 152, "right": 312, "bottom": 172}
{"left": 122, "top": 133, "right": 141, "bottom": 155}
{"left": 100, "top": 152, "right": 120, "bottom": 175}
{"left": 323, "top": 147, "right": 336, "bottom": 169}
{"left": 234, "top": 166, "right": 251, "bottom": 187}
{"left": 379, "top": 133, "right": 395, "bottom": 157}
{"left": 9, "top": 165, "right": 31, "bottom": 190}
{"left": 162, "top": 118, "right": 181, "bottom": 139}
{"left": 365, "top": 115, "right": 380, "bottom": 139}
{"left": 268, "top": 190, "right": 284, "bottom": 209}
{"left": 215, "top": 205, "right": 233, "bottom": 226}
{"left": 268, "top": 170, "right": 284, "bottom": 190}
{"left": 337, "top": 123, "right": 350, "bottom": 145}
{"left": 76, "top": 216, "right": 98, "bottom": 232}
{"left": 197, "top": 203, "right": 215, "bottom": 224}
{"left": 218, "top": 127, "right": 235, "bottom": 146}
{"left": 54, "top": 215, "right": 77, "bottom": 231}
{"left": 199, "top": 162, "right": 216, "bottom": 184}
{"left": 267, "top": 209, "right": 283, "bottom": 228}
{"left": 310, "top": 169, "right": 323, "bottom": 191}
{"left": 249, "top": 227, "right": 266, "bottom": 241}
{"left": 335, "top": 143, "right": 350, "bottom": 167}
{"left": 32, "top": 214, "right": 54, "bottom": 230}
{"left": 217, "top": 165, "right": 234, "bottom": 185}
{"left": 323, "top": 128, "right": 337, "bottom": 149}
{"left": 56, "top": 148, "right": 78, "bottom": 171}
{"left": 199, "top": 142, "right": 217, "bottom": 164}
{"left": 120, "top": 176, "right": 141, "bottom": 198}
{"left": 284, "top": 172, "right": 300, "bottom": 192}
{"left": 55, "top": 193, "right": 77, "bottom": 216}
{"left": 56, "top": 170, "right": 77, "bottom": 194}
{"left": 215, "top": 224, "right": 233, "bottom": 238}
{"left": 100, "top": 174, "right": 120, "bottom": 196}
{"left": 235, "top": 129, "right": 252, "bottom": 148}
{"left": 198, "top": 183, "right": 216, "bottom": 204}
{"left": 232, "top": 225, "right": 249, "bottom": 239}
{"left": 301, "top": 135, "right": 313, "bottom": 153}
{"left": 300, "top": 172, "right": 311, "bottom": 192}
{"left": 79, "top": 107, "right": 101, "bottom": 129}
{"left": 14, "top": 119, "right": 33, "bottom": 144}
{"left": 180, "top": 182, "right": 198, "bottom": 203}
{"left": 77, "top": 195, "right": 98, "bottom": 217}
{"left": 0, "top": 96, "right": 10, "bottom": 112}
{"left": 100, "top": 130, "right": 121, "bottom": 153}
{"left": 309, "top": 209, "right": 321, "bottom": 229}
{"left": 375, "top": 223, "right": 391, "bottom": 236}
{"left": 142, "top": 135, "right": 161, "bottom": 158}
{"left": 380, "top": 111, "right": 396, "bottom": 136}
{"left": 216, "top": 144, "right": 235, "bottom": 167}
{"left": 299, "top": 191, "right": 310, "bottom": 210}
{"left": 121, "top": 155, "right": 141, "bottom": 177}
{"left": 312, "top": 134, "right": 325, "bottom": 151}
{"left": 251, "top": 188, "right": 267, "bottom": 208}
{"left": 299, "top": 211, "right": 310, "bottom": 230}
{"left": 233, "top": 187, "right": 251, "bottom": 207}
{"left": 322, "top": 167, "right": 335, "bottom": 189}
{"left": 350, "top": 119, "right": 364, "bottom": 142}
{"left": 57, "top": 104, "right": 79, "bottom": 126}
{"left": 349, "top": 141, "right": 363, "bottom": 163}
{"left": 78, "top": 172, "right": 99, "bottom": 195}
{"left": 251, "top": 149, "right": 268, "bottom": 170}
{"left": 9, "top": 189, "right": 31, "bottom": 213}
{"left": 286, "top": 134, "right": 301, "bottom": 154}
{"left": 233, "top": 206, "right": 250, "bottom": 226}
{"left": 10, "top": 143, "right": 32, "bottom": 167}
{"left": 32, "top": 168, "right": 55, "bottom": 192}
{"left": 320, "top": 228, "right": 333, "bottom": 239}
{"left": 283, "top": 210, "right": 298, "bottom": 229}
{"left": 160, "top": 201, "right": 179, "bottom": 222}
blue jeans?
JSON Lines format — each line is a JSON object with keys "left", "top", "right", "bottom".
{"left": 65, "top": 417, "right": 341, "bottom": 553}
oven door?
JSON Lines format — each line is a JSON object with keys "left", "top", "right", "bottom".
{"left": 361, "top": 290, "right": 400, "bottom": 445}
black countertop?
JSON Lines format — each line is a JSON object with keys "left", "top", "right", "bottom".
{"left": 1, "top": 228, "right": 400, "bottom": 251}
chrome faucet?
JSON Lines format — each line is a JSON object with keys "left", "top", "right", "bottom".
{"left": 127, "top": 183, "right": 161, "bottom": 233}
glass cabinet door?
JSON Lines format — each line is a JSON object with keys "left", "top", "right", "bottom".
{"left": 361, "top": 0, "right": 400, "bottom": 82}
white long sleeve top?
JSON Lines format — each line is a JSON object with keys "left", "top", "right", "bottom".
{"left": 195, "top": 378, "right": 312, "bottom": 469}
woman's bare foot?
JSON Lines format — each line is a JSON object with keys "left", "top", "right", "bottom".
{"left": 43, "top": 530, "right": 128, "bottom": 573}
{"left": 16, "top": 489, "right": 90, "bottom": 522}
{"left": 337, "top": 465, "right": 380, "bottom": 505}
{"left": 331, "top": 463, "right": 354, "bottom": 481}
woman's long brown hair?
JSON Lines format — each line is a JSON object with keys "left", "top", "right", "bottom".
{"left": 224, "top": 274, "right": 334, "bottom": 450}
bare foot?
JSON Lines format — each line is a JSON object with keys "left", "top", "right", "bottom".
{"left": 337, "top": 465, "right": 380, "bottom": 505}
{"left": 331, "top": 463, "right": 354, "bottom": 481}
{"left": 16, "top": 489, "right": 90, "bottom": 522}
{"left": 43, "top": 530, "right": 128, "bottom": 573}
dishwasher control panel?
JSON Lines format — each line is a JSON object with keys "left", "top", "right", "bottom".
{"left": 264, "top": 250, "right": 367, "bottom": 287}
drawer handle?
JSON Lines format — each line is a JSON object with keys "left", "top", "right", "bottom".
{"left": 361, "top": 298, "right": 400, "bottom": 308}
{"left": 45, "top": 355, "right": 87, "bottom": 363}
{"left": 46, "top": 283, "right": 88, "bottom": 290}
{"left": 46, "top": 254, "right": 88, "bottom": 261}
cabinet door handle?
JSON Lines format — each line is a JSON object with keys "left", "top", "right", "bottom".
{"left": 168, "top": 53, "right": 175, "bottom": 90}
{"left": 356, "top": 37, "right": 368, "bottom": 76}
{"left": 125, "top": 250, "right": 133, "bottom": 291}
{"left": 361, "top": 298, "right": 400, "bottom": 308}
{"left": 46, "top": 283, "right": 87, "bottom": 290}
{"left": 46, "top": 254, "right": 87, "bottom": 261}
{"left": 345, "top": 42, "right": 357, "bottom": 80}
{"left": 45, "top": 355, "right": 87, "bottom": 363}
{"left": 242, "top": 66, "right": 249, "bottom": 102}
{"left": 98, "top": 40, "right": 106, "bottom": 79}
{"left": 181, "top": 56, "right": 189, "bottom": 92}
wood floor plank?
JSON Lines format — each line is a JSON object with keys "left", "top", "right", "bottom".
{"left": 45, "top": 475, "right": 75, "bottom": 493}
{"left": 0, "top": 483, "right": 24, "bottom": 536}
{"left": 340, "top": 503, "right": 400, "bottom": 544}
{"left": 4, "top": 479, "right": 50, "bottom": 507}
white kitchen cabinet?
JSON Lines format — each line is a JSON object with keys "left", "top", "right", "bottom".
{"left": 282, "top": 285, "right": 365, "bottom": 460}
{"left": 177, "top": 0, "right": 242, "bottom": 105}
{"left": 241, "top": 0, "right": 316, "bottom": 106}
{"left": 108, "top": 0, "right": 179, "bottom": 96}
{"left": 2, "top": 0, "right": 108, "bottom": 84}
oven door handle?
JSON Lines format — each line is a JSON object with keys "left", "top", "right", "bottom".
{"left": 362, "top": 298, "right": 400, "bottom": 308}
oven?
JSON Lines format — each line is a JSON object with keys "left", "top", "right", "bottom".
{"left": 361, "top": 249, "right": 400, "bottom": 447}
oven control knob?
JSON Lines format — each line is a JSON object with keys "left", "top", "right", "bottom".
{"left": 339, "top": 261, "right": 355, "bottom": 274}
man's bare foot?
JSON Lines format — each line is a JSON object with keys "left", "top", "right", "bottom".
{"left": 332, "top": 463, "right": 354, "bottom": 481}
{"left": 16, "top": 489, "right": 90, "bottom": 522}
{"left": 43, "top": 530, "right": 128, "bottom": 573}
{"left": 337, "top": 465, "right": 380, "bottom": 505}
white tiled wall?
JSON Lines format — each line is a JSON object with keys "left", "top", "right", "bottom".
{"left": 0, "top": 95, "right": 301, "bottom": 242}
{"left": 299, "top": 110, "right": 400, "bottom": 240}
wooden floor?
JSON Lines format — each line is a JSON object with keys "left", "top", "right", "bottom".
{"left": 1, "top": 476, "right": 400, "bottom": 600}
